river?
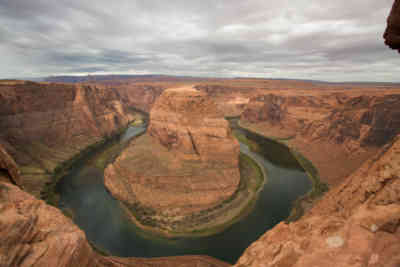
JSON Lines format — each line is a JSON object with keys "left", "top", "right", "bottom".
{"left": 56, "top": 124, "right": 311, "bottom": 264}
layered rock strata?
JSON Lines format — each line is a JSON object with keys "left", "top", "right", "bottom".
{"left": 0, "top": 180, "right": 229, "bottom": 267}
{"left": 235, "top": 135, "right": 400, "bottom": 267}
{"left": 0, "top": 80, "right": 137, "bottom": 197}
{"left": 0, "top": 81, "right": 231, "bottom": 266}
{"left": 0, "top": 143, "right": 21, "bottom": 187}
{"left": 241, "top": 92, "right": 400, "bottom": 185}
{"left": 195, "top": 84, "right": 254, "bottom": 117}
{"left": 384, "top": 0, "right": 400, "bottom": 52}
{"left": 113, "top": 84, "right": 165, "bottom": 112}
{"left": 105, "top": 86, "right": 240, "bottom": 230}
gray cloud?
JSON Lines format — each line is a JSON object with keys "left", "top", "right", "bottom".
{"left": 0, "top": 0, "right": 398, "bottom": 82}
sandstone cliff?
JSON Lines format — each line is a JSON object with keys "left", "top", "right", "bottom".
{"left": 384, "top": 0, "right": 400, "bottom": 52}
{"left": 105, "top": 86, "right": 240, "bottom": 232}
{"left": 0, "top": 80, "right": 136, "bottom": 197}
{"left": 195, "top": 84, "right": 253, "bottom": 117}
{"left": 235, "top": 135, "right": 400, "bottom": 267}
{"left": 0, "top": 81, "right": 231, "bottom": 266}
{"left": 0, "top": 179, "right": 229, "bottom": 267}
{"left": 0, "top": 143, "right": 21, "bottom": 187}
{"left": 113, "top": 84, "right": 165, "bottom": 112}
{"left": 241, "top": 91, "right": 400, "bottom": 185}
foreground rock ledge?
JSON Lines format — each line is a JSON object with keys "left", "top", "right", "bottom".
{"left": 235, "top": 135, "right": 400, "bottom": 267}
{"left": 105, "top": 86, "right": 240, "bottom": 233}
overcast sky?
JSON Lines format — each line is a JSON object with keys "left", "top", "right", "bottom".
{"left": 0, "top": 0, "right": 399, "bottom": 82}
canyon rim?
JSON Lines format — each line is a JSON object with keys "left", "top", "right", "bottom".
{"left": 0, "top": 1, "right": 399, "bottom": 267}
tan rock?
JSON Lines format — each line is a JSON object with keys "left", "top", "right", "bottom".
{"left": 234, "top": 136, "right": 400, "bottom": 267}
{"left": 241, "top": 92, "right": 400, "bottom": 186}
{"left": 0, "top": 81, "right": 135, "bottom": 197}
{"left": 105, "top": 86, "right": 240, "bottom": 223}
{"left": 0, "top": 143, "right": 21, "bottom": 187}
{"left": 0, "top": 180, "right": 230, "bottom": 267}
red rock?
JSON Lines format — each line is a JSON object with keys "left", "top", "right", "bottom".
{"left": 0, "top": 143, "right": 21, "bottom": 187}
{"left": 235, "top": 136, "right": 400, "bottom": 267}
{"left": 195, "top": 84, "right": 253, "bottom": 117}
{"left": 0, "top": 180, "right": 229, "bottom": 267}
{"left": 241, "top": 92, "right": 400, "bottom": 186}
{"left": 105, "top": 86, "right": 240, "bottom": 230}
{"left": 0, "top": 81, "right": 135, "bottom": 196}
{"left": 114, "top": 84, "right": 165, "bottom": 112}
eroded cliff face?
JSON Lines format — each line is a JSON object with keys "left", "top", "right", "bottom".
{"left": 235, "top": 136, "right": 400, "bottom": 267}
{"left": 105, "top": 86, "right": 240, "bottom": 231}
{"left": 0, "top": 143, "right": 21, "bottom": 187}
{"left": 195, "top": 84, "right": 253, "bottom": 117}
{"left": 384, "top": 0, "right": 400, "bottom": 52}
{"left": 0, "top": 182, "right": 229, "bottom": 267}
{"left": 148, "top": 87, "right": 240, "bottom": 165}
{"left": 0, "top": 83, "right": 230, "bottom": 266}
{"left": 113, "top": 84, "right": 165, "bottom": 112}
{"left": 241, "top": 92, "right": 400, "bottom": 185}
{"left": 0, "top": 80, "right": 137, "bottom": 197}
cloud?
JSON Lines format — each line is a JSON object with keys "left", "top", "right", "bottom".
{"left": 0, "top": 0, "right": 398, "bottom": 82}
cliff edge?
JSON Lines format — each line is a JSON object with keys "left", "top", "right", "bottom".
{"left": 105, "top": 86, "right": 241, "bottom": 234}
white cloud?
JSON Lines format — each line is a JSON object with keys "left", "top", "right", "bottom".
{"left": 0, "top": 0, "right": 398, "bottom": 82}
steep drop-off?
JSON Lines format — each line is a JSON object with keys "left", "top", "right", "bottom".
{"left": 105, "top": 86, "right": 241, "bottom": 233}
{"left": 195, "top": 84, "right": 253, "bottom": 117}
{"left": 384, "top": 0, "right": 400, "bottom": 52}
{"left": 0, "top": 181, "right": 228, "bottom": 267}
{"left": 241, "top": 91, "right": 400, "bottom": 185}
{"left": 0, "top": 80, "right": 136, "bottom": 197}
{"left": 0, "top": 81, "right": 229, "bottom": 267}
{"left": 235, "top": 135, "right": 400, "bottom": 267}
{"left": 112, "top": 84, "right": 165, "bottom": 112}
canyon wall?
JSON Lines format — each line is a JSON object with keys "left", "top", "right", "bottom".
{"left": 0, "top": 81, "right": 230, "bottom": 267}
{"left": 113, "top": 84, "right": 165, "bottom": 112}
{"left": 240, "top": 91, "right": 400, "bottom": 185}
{"left": 384, "top": 0, "right": 400, "bottom": 52}
{"left": 0, "top": 181, "right": 228, "bottom": 267}
{"left": 0, "top": 80, "right": 137, "bottom": 197}
{"left": 105, "top": 86, "right": 240, "bottom": 231}
{"left": 235, "top": 10, "right": 400, "bottom": 265}
{"left": 235, "top": 135, "right": 400, "bottom": 267}
{"left": 195, "top": 84, "right": 253, "bottom": 117}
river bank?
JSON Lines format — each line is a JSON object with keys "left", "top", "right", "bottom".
{"left": 118, "top": 149, "right": 266, "bottom": 238}
{"left": 42, "top": 125, "right": 131, "bottom": 206}
{"left": 56, "top": 123, "right": 311, "bottom": 263}
{"left": 235, "top": 119, "right": 329, "bottom": 222}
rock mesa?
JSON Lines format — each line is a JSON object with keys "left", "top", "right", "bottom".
{"left": 105, "top": 86, "right": 240, "bottom": 223}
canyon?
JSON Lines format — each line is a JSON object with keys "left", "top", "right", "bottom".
{"left": 0, "top": 81, "right": 137, "bottom": 199}
{"left": 0, "top": 2, "right": 399, "bottom": 266}
{"left": 1, "top": 77, "right": 399, "bottom": 266}
{"left": 240, "top": 90, "right": 400, "bottom": 186}
{"left": 235, "top": 132, "right": 400, "bottom": 267}
{"left": 104, "top": 86, "right": 242, "bottom": 234}
{"left": 0, "top": 81, "right": 230, "bottom": 267}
